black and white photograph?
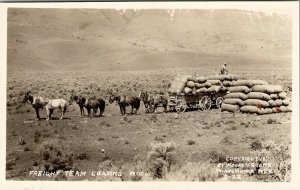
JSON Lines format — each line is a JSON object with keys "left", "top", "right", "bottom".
{"left": 0, "top": 1, "right": 299, "bottom": 189}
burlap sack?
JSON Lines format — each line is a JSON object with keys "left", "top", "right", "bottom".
{"left": 270, "top": 94, "right": 279, "bottom": 100}
{"left": 225, "top": 92, "right": 248, "bottom": 100}
{"left": 275, "top": 99, "right": 283, "bottom": 106}
{"left": 223, "top": 98, "right": 245, "bottom": 106}
{"left": 251, "top": 85, "right": 283, "bottom": 94}
{"left": 187, "top": 81, "right": 195, "bottom": 88}
{"left": 221, "top": 103, "right": 240, "bottom": 112}
{"left": 278, "top": 91, "right": 287, "bottom": 99}
{"left": 259, "top": 108, "right": 273, "bottom": 115}
{"left": 228, "top": 86, "right": 250, "bottom": 94}
{"left": 184, "top": 87, "right": 193, "bottom": 94}
{"left": 244, "top": 99, "right": 269, "bottom": 108}
{"left": 247, "top": 92, "right": 271, "bottom": 101}
{"left": 240, "top": 105, "right": 261, "bottom": 113}
{"left": 282, "top": 99, "right": 290, "bottom": 106}
{"left": 268, "top": 100, "right": 277, "bottom": 107}
{"left": 195, "top": 76, "right": 207, "bottom": 83}
{"left": 207, "top": 74, "right": 237, "bottom": 81}
{"left": 207, "top": 80, "right": 222, "bottom": 85}
{"left": 222, "top": 80, "right": 232, "bottom": 87}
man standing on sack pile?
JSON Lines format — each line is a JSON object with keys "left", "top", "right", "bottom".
{"left": 220, "top": 62, "right": 228, "bottom": 75}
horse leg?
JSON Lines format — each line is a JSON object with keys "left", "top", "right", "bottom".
{"left": 119, "top": 106, "right": 123, "bottom": 115}
{"left": 87, "top": 107, "right": 91, "bottom": 118}
{"left": 99, "top": 108, "right": 104, "bottom": 117}
{"left": 131, "top": 106, "right": 134, "bottom": 114}
{"left": 49, "top": 109, "right": 54, "bottom": 119}
{"left": 154, "top": 105, "right": 157, "bottom": 114}
{"left": 91, "top": 108, "right": 96, "bottom": 118}
{"left": 80, "top": 106, "right": 84, "bottom": 117}
{"left": 60, "top": 106, "right": 66, "bottom": 120}
{"left": 93, "top": 107, "right": 98, "bottom": 117}
{"left": 149, "top": 104, "right": 154, "bottom": 114}
{"left": 145, "top": 104, "right": 149, "bottom": 114}
{"left": 45, "top": 107, "right": 50, "bottom": 121}
{"left": 35, "top": 108, "right": 40, "bottom": 120}
{"left": 123, "top": 106, "right": 126, "bottom": 115}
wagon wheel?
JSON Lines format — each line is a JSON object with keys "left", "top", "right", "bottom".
{"left": 216, "top": 97, "right": 224, "bottom": 109}
{"left": 199, "top": 96, "right": 212, "bottom": 110}
{"left": 176, "top": 100, "right": 187, "bottom": 113}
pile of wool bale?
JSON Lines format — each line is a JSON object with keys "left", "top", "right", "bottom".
{"left": 221, "top": 80, "right": 292, "bottom": 114}
{"left": 168, "top": 74, "right": 237, "bottom": 94}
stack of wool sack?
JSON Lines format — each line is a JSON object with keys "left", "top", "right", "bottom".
{"left": 240, "top": 85, "right": 292, "bottom": 114}
{"left": 168, "top": 74, "right": 230, "bottom": 94}
{"left": 168, "top": 74, "right": 192, "bottom": 94}
{"left": 221, "top": 79, "right": 268, "bottom": 112}
{"left": 203, "top": 74, "right": 238, "bottom": 93}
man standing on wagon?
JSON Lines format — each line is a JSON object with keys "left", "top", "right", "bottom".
{"left": 220, "top": 62, "right": 228, "bottom": 75}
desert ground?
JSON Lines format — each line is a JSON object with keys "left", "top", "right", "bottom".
{"left": 6, "top": 66, "right": 292, "bottom": 181}
{"left": 6, "top": 9, "right": 293, "bottom": 181}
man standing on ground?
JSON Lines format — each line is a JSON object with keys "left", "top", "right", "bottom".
{"left": 220, "top": 62, "right": 228, "bottom": 75}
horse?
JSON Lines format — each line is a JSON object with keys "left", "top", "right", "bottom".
{"left": 85, "top": 97, "right": 106, "bottom": 118}
{"left": 21, "top": 92, "right": 44, "bottom": 120}
{"left": 108, "top": 92, "right": 140, "bottom": 115}
{"left": 140, "top": 91, "right": 168, "bottom": 113}
{"left": 32, "top": 96, "right": 67, "bottom": 121}
{"left": 69, "top": 94, "right": 87, "bottom": 117}
{"left": 139, "top": 90, "right": 152, "bottom": 114}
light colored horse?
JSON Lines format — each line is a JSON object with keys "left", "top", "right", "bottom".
{"left": 32, "top": 96, "right": 67, "bottom": 121}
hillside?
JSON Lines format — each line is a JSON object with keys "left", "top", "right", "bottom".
{"left": 7, "top": 8, "right": 292, "bottom": 72}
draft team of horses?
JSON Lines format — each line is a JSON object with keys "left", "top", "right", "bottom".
{"left": 22, "top": 90, "right": 168, "bottom": 121}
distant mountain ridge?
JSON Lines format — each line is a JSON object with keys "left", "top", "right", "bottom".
{"left": 7, "top": 8, "right": 292, "bottom": 72}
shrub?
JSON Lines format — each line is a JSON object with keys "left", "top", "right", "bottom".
{"left": 187, "top": 140, "right": 196, "bottom": 145}
{"left": 206, "top": 150, "right": 227, "bottom": 163}
{"left": 166, "top": 161, "right": 219, "bottom": 181}
{"left": 266, "top": 118, "right": 280, "bottom": 124}
{"left": 6, "top": 153, "right": 17, "bottom": 170}
{"left": 54, "top": 170, "right": 68, "bottom": 181}
{"left": 17, "top": 136, "right": 26, "bottom": 145}
{"left": 252, "top": 141, "right": 291, "bottom": 182}
{"left": 34, "top": 139, "right": 74, "bottom": 172}
{"left": 149, "top": 115, "right": 158, "bottom": 122}
{"left": 34, "top": 131, "right": 41, "bottom": 143}
{"left": 120, "top": 155, "right": 147, "bottom": 181}
{"left": 76, "top": 153, "right": 90, "bottom": 160}
{"left": 154, "top": 136, "right": 164, "bottom": 142}
{"left": 250, "top": 140, "right": 263, "bottom": 151}
{"left": 96, "top": 159, "right": 122, "bottom": 181}
{"left": 146, "top": 142, "right": 177, "bottom": 179}
{"left": 220, "top": 136, "right": 233, "bottom": 145}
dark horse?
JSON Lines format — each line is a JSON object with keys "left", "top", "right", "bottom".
{"left": 70, "top": 94, "right": 105, "bottom": 117}
{"left": 85, "top": 97, "right": 106, "bottom": 117}
{"left": 139, "top": 91, "right": 168, "bottom": 113}
{"left": 22, "top": 92, "right": 44, "bottom": 120}
{"left": 70, "top": 95, "right": 87, "bottom": 117}
{"left": 109, "top": 91, "right": 140, "bottom": 115}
